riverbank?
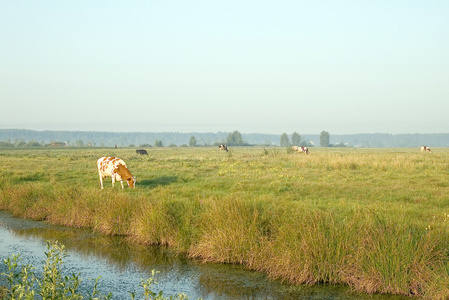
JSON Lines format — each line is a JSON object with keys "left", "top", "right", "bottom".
{"left": 1, "top": 147, "right": 448, "bottom": 298}
{"left": 1, "top": 211, "right": 404, "bottom": 299}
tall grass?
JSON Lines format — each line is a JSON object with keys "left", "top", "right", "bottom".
{"left": 1, "top": 147, "right": 449, "bottom": 298}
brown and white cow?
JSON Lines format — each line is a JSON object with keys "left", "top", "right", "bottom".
{"left": 292, "top": 145, "right": 309, "bottom": 154}
{"left": 420, "top": 145, "right": 432, "bottom": 153}
{"left": 219, "top": 144, "right": 228, "bottom": 152}
{"left": 97, "top": 157, "right": 136, "bottom": 189}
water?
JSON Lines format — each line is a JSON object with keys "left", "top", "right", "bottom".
{"left": 0, "top": 212, "right": 406, "bottom": 299}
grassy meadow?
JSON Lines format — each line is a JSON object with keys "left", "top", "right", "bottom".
{"left": 1, "top": 146, "right": 449, "bottom": 298}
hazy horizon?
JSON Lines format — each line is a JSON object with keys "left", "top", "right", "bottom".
{"left": 2, "top": 128, "right": 449, "bottom": 136}
{"left": 1, "top": 1, "right": 448, "bottom": 135}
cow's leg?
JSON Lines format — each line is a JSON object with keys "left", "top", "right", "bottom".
{"left": 120, "top": 180, "right": 124, "bottom": 189}
{"left": 111, "top": 176, "right": 115, "bottom": 187}
{"left": 98, "top": 171, "right": 104, "bottom": 189}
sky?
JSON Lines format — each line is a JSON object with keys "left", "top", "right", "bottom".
{"left": 1, "top": 1, "right": 448, "bottom": 135}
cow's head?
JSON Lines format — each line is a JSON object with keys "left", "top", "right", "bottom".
{"left": 127, "top": 176, "right": 137, "bottom": 188}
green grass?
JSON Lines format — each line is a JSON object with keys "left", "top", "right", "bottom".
{"left": 1, "top": 147, "right": 449, "bottom": 298}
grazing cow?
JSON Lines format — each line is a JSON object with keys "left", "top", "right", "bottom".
{"left": 420, "top": 145, "right": 432, "bottom": 153}
{"left": 219, "top": 144, "right": 228, "bottom": 152}
{"left": 136, "top": 149, "right": 148, "bottom": 155}
{"left": 299, "top": 146, "right": 309, "bottom": 154}
{"left": 97, "top": 157, "right": 136, "bottom": 189}
{"left": 292, "top": 145, "right": 309, "bottom": 154}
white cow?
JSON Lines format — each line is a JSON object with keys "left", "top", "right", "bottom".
{"left": 291, "top": 145, "right": 309, "bottom": 154}
{"left": 97, "top": 157, "right": 136, "bottom": 189}
{"left": 420, "top": 145, "right": 432, "bottom": 153}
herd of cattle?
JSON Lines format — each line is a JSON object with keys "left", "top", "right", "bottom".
{"left": 98, "top": 145, "right": 433, "bottom": 189}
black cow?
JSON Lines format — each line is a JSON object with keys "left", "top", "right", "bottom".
{"left": 136, "top": 149, "right": 149, "bottom": 155}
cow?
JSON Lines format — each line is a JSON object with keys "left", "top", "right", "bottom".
{"left": 219, "top": 144, "right": 228, "bottom": 152}
{"left": 420, "top": 145, "right": 432, "bottom": 153}
{"left": 136, "top": 149, "right": 148, "bottom": 155}
{"left": 292, "top": 145, "right": 309, "bottom": 154}
{"left": 97, "top": 157, "right": 136, "bottom": 189}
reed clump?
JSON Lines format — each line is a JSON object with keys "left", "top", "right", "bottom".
{"left": 1, "top": 147, "right": 449, "bottom": 298}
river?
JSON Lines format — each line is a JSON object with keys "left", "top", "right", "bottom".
{"left": 0, "top": 212, "right": 406, "bottom": 299}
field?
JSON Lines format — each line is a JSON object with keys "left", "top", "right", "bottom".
{"left": 0, "top": 146, "right": 449, "bottom": 298}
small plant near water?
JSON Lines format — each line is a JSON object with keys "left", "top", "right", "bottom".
{"left": 129, "top": 270, "right": 189, "bottom": 300}
{"left": 0, "top": 241, "right": 192, "bottom": 300}
{"left": 1, "top": 241, "right": 110, "bottom": 300}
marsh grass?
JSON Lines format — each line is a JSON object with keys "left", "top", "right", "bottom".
{"left": 1, "top": 147, "right": 449, "bottom": 298}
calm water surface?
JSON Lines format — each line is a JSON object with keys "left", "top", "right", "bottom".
{"left": 0, "top": 212, "right": 407, "bottom": 299}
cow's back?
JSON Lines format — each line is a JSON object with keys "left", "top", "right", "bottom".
{"left": 97, "top": 157, "right": 127, "bottom": 177}
{"left": 136, "top": 149, "right": 148, "bottom": 155}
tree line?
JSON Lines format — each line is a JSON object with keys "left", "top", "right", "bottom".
{"left": 0, "top": 131, "right": 361, "bottom": 149}
{"left": 279, "top": 131, "right": 330, "bottom": 147}
{"left": 0, "top": 129, "right": 448, "bottom": 148}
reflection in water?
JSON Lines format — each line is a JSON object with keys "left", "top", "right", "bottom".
{"left": 0, "top": 212, "right": 406, "bottom": 299}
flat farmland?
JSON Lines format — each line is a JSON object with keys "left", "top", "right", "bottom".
{"left": 1, "top": 147, "right": 448, "bottom": 298}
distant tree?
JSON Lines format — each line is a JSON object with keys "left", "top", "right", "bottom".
{"left": 291, "top": 132, "right": 301, "bottom": 146}
{"left": 139, "top": 144, "right": 152, "bottom": 147}
{"left": 299, "top": 140, "right": 309, "bottom": 147}
{"left": 14, "top": 139, "right": 26, "bottom": 147}
{"left": 24, "top": 140, "right": 42, "bottom": 147}
{"left": 320, "top": 131, "right": 330, "bottom": 147}
{"left": 154, "top": 140, "right": 164, "bottom": 147}
{"left": 189, "top": 136, "right": 197, "bottom": 147}
{"left": 280, "top": 133, "right": 290, "bottom": 147}
{"left": 75, "top": 140, "right": 84, "bottom": 147}
{"left": 226, "top": 131, "right": 244, "bottom": 146}
{"left": 0, "top": 141, "right": 14, "bottom": 147}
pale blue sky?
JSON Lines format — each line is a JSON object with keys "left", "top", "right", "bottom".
{"left": 1, "top": 1, "right": 448, "bottom": 134}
